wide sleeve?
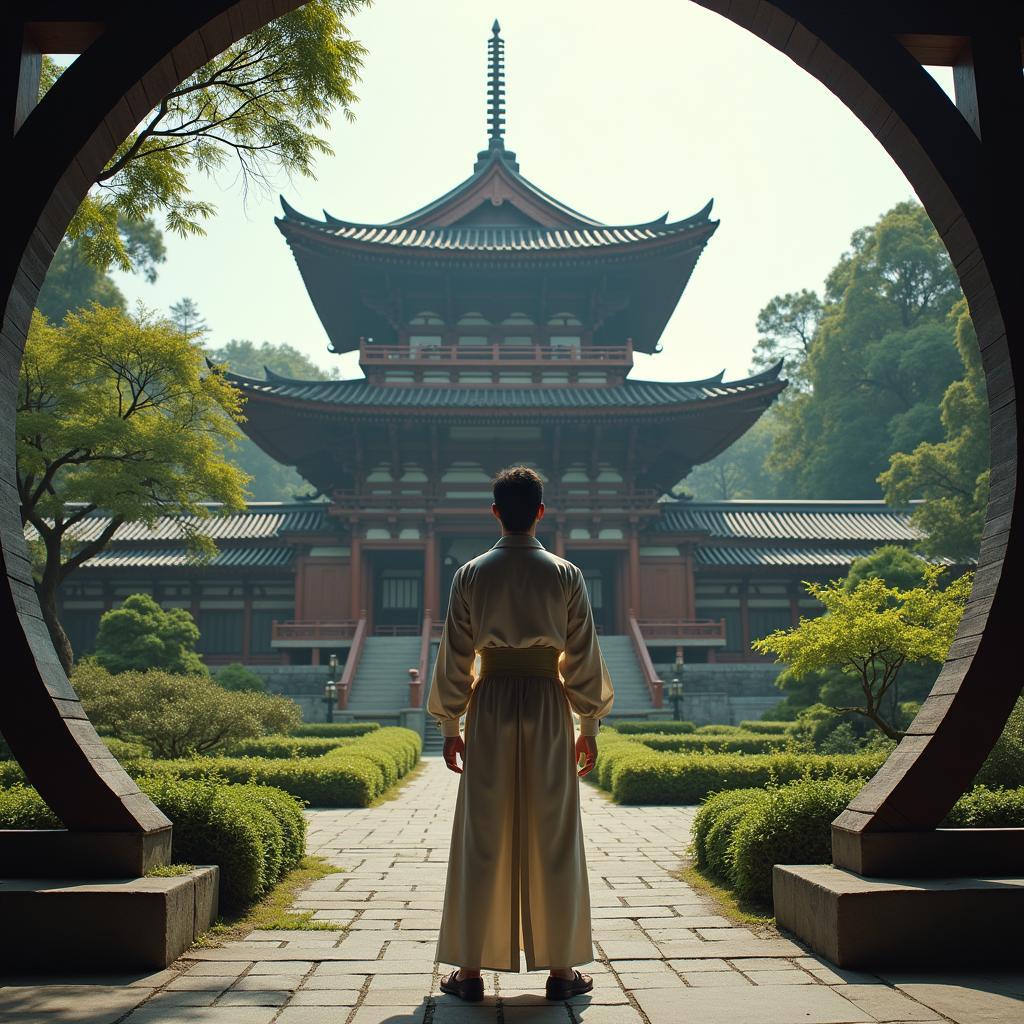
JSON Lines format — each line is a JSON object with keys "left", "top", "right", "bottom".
{"left": 426, "top": 566, "right": 477, "bottom": 737}
{"left": 561, "top": 567, "right": 615, "bottom": 736}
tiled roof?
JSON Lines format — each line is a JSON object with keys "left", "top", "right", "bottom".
{"left": 280, "top": 197, "right": 715, "bottom": 254}
{"left": 695, "top": 546, "right": 900, "bottom": 568}
{"left": 25, "top": 504, "right": 330, "bottom": 545}
{"left": 81, "top": 547, "right": 296, "bottom": 569}
{"left": 656, "top": 500, "right": 922, "bottom": 543}
{"left": 226, "top": 363, "right": 785, "bottom": 410}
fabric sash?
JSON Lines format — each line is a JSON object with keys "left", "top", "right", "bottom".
{"left": 479, "top": 646, "right": 561, "bottom": 679}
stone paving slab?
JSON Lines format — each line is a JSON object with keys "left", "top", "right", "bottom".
{"left": 2, "top": 755, "right": 1022, "bottom": 1023}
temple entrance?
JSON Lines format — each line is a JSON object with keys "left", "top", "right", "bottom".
{"left": 369, "top": 550, "right": 423, "bottom": 634}
{"left": 566, "top": 549, "right": 619, "bottom": 634}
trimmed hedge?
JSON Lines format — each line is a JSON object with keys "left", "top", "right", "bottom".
{"left": 636, "top": 732, "right": 791, "bottom": 755}
{"left": 290, "top": 722, "right": 380, "bottom": 738}
{"left": 224, "top": 736, "right": 354, "bottom": 759}
{"left": 692, "top": 779, "right": 1024, "bottom": 908}
{"left": 695, "top": 724, "right": 741, "bottom": 735}
{"left": 739, "top": 721, "right": 796, "bottom": 735}
{"left": 0, "top": 777, "right": 306, "bottom": 914}
{"left": 611, "top": 720, "right": 696, "bottom": 735}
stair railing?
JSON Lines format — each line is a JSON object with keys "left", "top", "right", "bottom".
{"left": 411, "top": 610, "right": 432, "bottom": 708}
{"left": 338, "top": 611, "right": 368, "bottom": 710}
{"left": 627, "top": 611, "right": 663, "bottom": 709}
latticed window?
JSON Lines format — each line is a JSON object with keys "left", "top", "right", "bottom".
{"left": 583, "top": 573, "right": 604, "bottom": 610}
{"left": 380, "top": 573, "right": 420, "bottom": 610}
{"left": 197, "top": 610, "right": 244, "bottom": 655}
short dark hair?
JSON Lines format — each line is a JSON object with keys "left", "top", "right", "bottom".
{"left": 492, "top": 465, "right": 543, "bottom": 532}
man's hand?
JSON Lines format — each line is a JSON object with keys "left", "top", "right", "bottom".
{"left": 443, "top": 735, "right": 465, "bottom": 774}
{"left": 576, "top": 734, "right": 597, "bottom": 777}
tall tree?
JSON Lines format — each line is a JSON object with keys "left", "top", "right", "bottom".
{"left": 170, "top": 297, "right": 209, "bottom": 338}
{"left": 879, "top": 300, "right": 990, "bottom": 562}
{"left": 206, "top": 339, "right": 336, "bottom": 501}
{"left": 41, "top": 0, "right": 369, "bottom": 275}
{"left": 36, "top": 219, "right": 166, "bottom": 323}
{"left": 766, "top": 202, "right": 963, "bottom": 497}
{"left": 749, "top": 289, "right": 823, "bottom": 393}
{"left": 678, "top": 413, "right": 781, "bottom": 500}
{"left": 19, "top": 305, "right": 249, "bottom": 671}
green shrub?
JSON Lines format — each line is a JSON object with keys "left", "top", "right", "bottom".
{"left": 0, "top": 761, "right": 25, "bottom": 788}
{"left": 72, "top": 662, "right": 301, "bottom": 757}
{"left": 945, "top": 785, "right": 1024, "bottom": 827}
{"left": 695, "top": 724, "right": 741, "bottom": 735}
{"left": 611, "top": 720, "right": 696, "bottom": 735}
{"left": 605, "top": 746, "right": 886, "bottom": 805}
{"left": 729, "top": 777, "right": 863, "bottom": 903}
{"left": 92, "top": 594, "right": 207, "bottom": 675}
{"left": 740, "top": 721, "right": 796, "bottom": 735}
{"left": 224, "top": 737, "right": 353, "bottom": 759}
{"left": 290, "top": 722, "right": 380, "bottom": 738}
{"left": 974, "top": 697, "right": 1024, "bottom": 789}
{"left": 216, "top": 663, "right": 267, "bottom": 692}
{"left": 101, "top": 736, "right": 151, "bottom": 761}
{"left": 692, "top": 787, "right": 762, "bottom": 869}
{"left": 636, "top": 732, "right": 790, "bottom": 755}
{"left": 0, "top": 777, "right": 305, "bottom": 914}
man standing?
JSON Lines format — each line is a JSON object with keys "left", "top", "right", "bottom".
{"left": 427, "top": 465, "right": 615, "bottom": 1002}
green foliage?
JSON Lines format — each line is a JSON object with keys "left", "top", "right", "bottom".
{"left": 216, "top": 663, "right": 268, "bottom": 693}
{"left": 636, "top": 732, "right": 790, "bottom": 755}
{"left": 696, "top": 724, "right": 741, "bottom": 734}
{"left": 100, "top": 736, "right": 152, "bottom": 761}
{"left": 754, "top": 565, "right": 972, "bottom": 738}
{"left": 944, "top": 785, "right": 1024, "bottom": 828}
{"left": 289, "top": 722, "right": 380, "bottom": 737}
{"left": 0, "top": 777, "right": 305, "bottom": 914}
{"left": 844, "top": 545, "right": 930, "bottom": 592}
{"left": 974, "top": 696, "right": 1024, "bottom": 789}
{"left": 19, "top": 304, "right": 249, "bottom": 669}
{"left": 205, "top": 338, "right": 335, "bottom": 500}
{"left": 93, "top": 595, "right": 206, "bottom": 675}
{"left": 611, "top": 720, "right": 696, "bottom": 735}
{"left": 766, "top": 202, "right": 963, "bottom": 498}
{"left": 72, "top": 662, "right": 301, "bottom": 758}
{"left": 37, "top": 220, "right": 165, "bottom": 323}
{"left": 880, "top": 300, "right": 990, "bottom": 561}
{"left": 225, "top": 737, "right": 353, "bottom": 758}
{"left": 678, "top": 413, "right": 783, "bottom": 500}
{"left": 41, "top": 3, "right": 369, "bottom": 275}
{"left": 750, "top": 289, "right": 823, "bottom": 393}
{"left": 692, "top": 788, "right": 763, "bottom": 869}
{"left": 740, "top": 721, "right": 796, "bottom": 735}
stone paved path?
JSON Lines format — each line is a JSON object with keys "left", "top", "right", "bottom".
{"left": 1, "top": 756, "right": 1022, "bottom": 1023}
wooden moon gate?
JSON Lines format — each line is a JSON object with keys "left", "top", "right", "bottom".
{"left": 0, "top": 2, "right": 1020, "bottom": 861}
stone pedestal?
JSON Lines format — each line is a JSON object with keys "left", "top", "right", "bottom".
{"left": 774, "top": 864, "right": 1024, "bottom": 968}
{"left": 0, "top": 867, "right": 219, "bottom": 970}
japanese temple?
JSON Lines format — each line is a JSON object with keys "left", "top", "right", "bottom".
{"left": 49, "top": 24, "right": 933, "bottom": 737}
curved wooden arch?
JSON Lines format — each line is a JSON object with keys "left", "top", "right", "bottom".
{"left": 0, "top": 3, "right": 1019, "bottom": 868}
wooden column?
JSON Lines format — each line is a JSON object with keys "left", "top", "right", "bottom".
{"left": 682, "top": 544, "right": 696, "bottom": 620}
{"left": 627, "top": 524, "right": 641, "bottom": 618}
{"left": 554, "top": 518, "right": 566, "bottom": 558}
{"left": 424, "top": 526, "right": 440, "bottom": 620}
{"left": 350, "top": 531, "right": 362, "bottom": 623}
{"left": 241, "top": 582, "right": 252, "bottom": 662}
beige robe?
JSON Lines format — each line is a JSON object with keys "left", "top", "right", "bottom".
{"left": 427, "top": 532, "right": 615, "bottom": 971}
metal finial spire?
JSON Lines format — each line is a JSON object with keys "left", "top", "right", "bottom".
{"left": 474, "top": 20, "right": 518, "bottom": 172}
{"left": 487, "top": 20, "right": 506, "bottom": 145}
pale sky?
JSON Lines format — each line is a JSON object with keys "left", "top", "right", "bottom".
{"left": 109, "top": 0, "right": 956, "bottom": 384}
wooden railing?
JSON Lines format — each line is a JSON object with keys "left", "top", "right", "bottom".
{"left": 627, "top": 612, "right": 663, "bottom": 709}
{"left": 634, "top": 618, "right": 727, "bottom": 643}
{"left": 337, "top": 612, "right": 367, "bottom": 710}
{"left": 373, "top": 623, "right": 421, "bottom": 636}
{"left": 411, "top": 610, "right": 433, "bottom": 709}
{"left": 330, "top": 485, "right": 662, "bottom": 515}
{"left": 359, "top": 339, "right": 633, "bottom": 367}
{"left": 272, "top": 619, "right": 360, "bottom": 644}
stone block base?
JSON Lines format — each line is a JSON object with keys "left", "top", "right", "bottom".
{"left": 774, "top": 864, "right": 1024, "bottom": 969}
{"left": 0, "top": 866, "right": 219, "bottom": 970}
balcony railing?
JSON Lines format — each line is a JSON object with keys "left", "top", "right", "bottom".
{"left": 271, "top": 619, "right": 360, "bottom": 645}
{"left": 329, "top": 484, "right": 663, "bottom": 516}
{"left": 634, "top": 618, "right": 728, "bottom": 644}
{"left": 359, "top": 339, "right": 633, "bottom": 368}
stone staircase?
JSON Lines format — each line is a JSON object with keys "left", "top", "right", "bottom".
{"left": 598, "top": 634, "right": 661, "bottom": 720}
{"left": 344, "top": 635, "right": 422, "bottom": 719}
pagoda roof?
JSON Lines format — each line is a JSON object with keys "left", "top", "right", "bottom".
{"left": 223, "top": 360, "right": 783, "bottom": 413}
{"left": 278, "top": 195, "right": 716, "bottom": 257}
{"left": 654, "top": 499, "right": 925, "bottom": 543}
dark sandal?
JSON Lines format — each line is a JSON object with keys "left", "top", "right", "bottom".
{"left": 439, "top": 968, "right": 484, "bottom": 1002}
{"left": 545, "top": 969, "right": 593, "bottom": 1000}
